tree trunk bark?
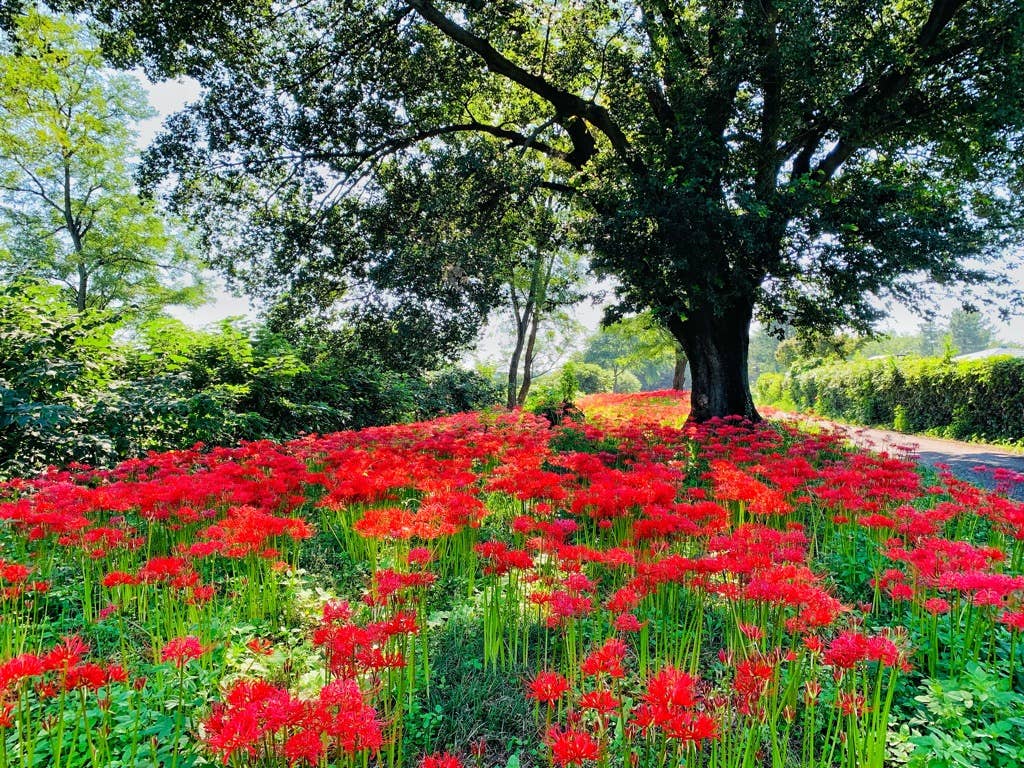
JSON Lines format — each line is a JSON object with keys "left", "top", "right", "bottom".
{"left": 506, "top": 289, "right": 533, "bottom": 409}
{"left": 672, "top": 347, "right": 687, "bottom": 390}
{"left": 77, "top": 262, "right": 88, "bottom": 312}
{"left": 670, "top": 297, "right": 760, "bottom": 423}
{"left": 507, "top": 344, "right": 523, "bottom": 410}
{"left": 516, "top": 309, "right": 541, "bottom": 405}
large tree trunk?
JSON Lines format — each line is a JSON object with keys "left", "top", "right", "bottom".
{"left": 670, "top": 297, "right": 760, "bottom": 423}
{"left": 671, "top": 347, "right": 687, "bottom": 390}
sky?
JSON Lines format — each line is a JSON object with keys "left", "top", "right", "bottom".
{"left": 138, "top": 75, "right": 258, "bottom": 327}
{"left": 140, "top": 76, "right": 1024, "bottom": 350}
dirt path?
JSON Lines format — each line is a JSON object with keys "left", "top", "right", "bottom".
{"left": 775, "top": 413, "right": 1024, "bottom": 500}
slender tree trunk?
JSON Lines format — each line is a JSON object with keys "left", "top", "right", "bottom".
{"left": 672, "top": 347, "right": 687, "bottom": 390}
{"left": 507, "top": 339, "right": 524, "bottom": 409}
{"left": 516, "top": 310, "right": 541, "bottom": 405}
{"left": 76, "top": 262, "right": 88, "bottom": 312}
{"left": 669, "top": 296, "right": 760, "bottom": 423}
{"left": 63, "top": 158, "right": 88, "bottom": 312}
{"left": 507, "top": 287, "right": 533, "bottom": 409}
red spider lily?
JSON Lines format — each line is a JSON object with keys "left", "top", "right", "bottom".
{"left": 823, "top": 631, "right": 903, "bottom": 669}
{"left": 0, "top": 653, "right": 45, "bottom": 690}
{"left": 102, "top": 571, "right": 140, "bottom": 588}
{"left": 283, "top": 729, "right": 324, "bottom": 764}
{"left": 644, "top": 666, "right": 698, "bottom": 709}
{"left": 161, "top": 636, "right": 208, "bottom": 667}
{"left": 614, "top": 613, "right": 644, "bottom": 633}
{"left": 205, "top": 677, "right": 382, "bottom": 765}
{"left": 42, "top": 635, "right": 90, "bottom": 672}
{"left": 837, "top": 691, "right": 867, "bottom": 716}
{"left": 923, "top": 597, "right": 951, "bottom": 615}
{"left": 545, "top": 726, "right": 601, "bottom": 767}
{"left": 999, "top": 610, "right": 1024, "bottom": 631}
{"left": 733, "top": 656, "right": 776, "bottom": 715}
{"left": 581, "top": 638, "right": 627, "bottom": 678}
{"left": 710, "top": 461, "right": 792, "bottom": 516}
{"left": 247, "top": 638, "right": 274, "bottom": 655}
{"left": 365, "top": 568, "right": 436, "bottom": 605}
{"left": 408, "top": 547, "right": 433, "bottom": 566}
{"left": 527, "top": 670, "right": 570, "bottom": 703}
{"left": 421, "top": 752, "right": 464, "bottom": 768}
{"left": 475, "top": 541, "right": 534, "bottom": 575}
{"left": 632, "top": 665, "right": 719, "bottom": 744}
{"left": 0, "top": 388, "right": 1015, "bottom": 768}
{"left": 579, "top": 688, "right": 621, "bottom": 714}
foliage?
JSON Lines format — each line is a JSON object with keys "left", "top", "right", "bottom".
{"left": 411, "top": 368, "right": 503, "bottom": 421}
{"left": 0, "top": 9, "right": 204, "bottom": 317}
{"left": 747, "top": 328, "right": 788, "bottom": 383}
{"left": 898, "top": 663, "right": 1024, "bottom": 768}
{"left": 475, "top": 182, "right": 589, "bottom": 408}
{"left": 67, "top": 0, "right": 1024, "bottom": 418}
{"left": 581, "top": 315, "right": 682, "bottom": 392}
{"left": 0, "top": 285, "right": 501, "bottom": 478}
{"left": 0, "top": 280, "right": 121, "bottom": 475}
{"left": 949, "top": 309, "right": 998, "bottom": 355}
{"left": 563, "top": 362, "right": 614, "bottom": 395}
{"left": 755, "top": 354, "right": 1024, "bottom": 442}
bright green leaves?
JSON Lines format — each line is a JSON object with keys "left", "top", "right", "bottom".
{"left": 0, "top": 8, "right": 205, "bottom": 319}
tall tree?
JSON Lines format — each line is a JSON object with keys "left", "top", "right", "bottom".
{"left": 583, "top": 314, "right": 683, "bottom": 392}
{"left": 70, "top": 0, "right": 1024, "bottom": 420}
{"left": 919, "top": 320, "right": 945, "bottom": 356}
{"left": 0, "top": 9, "right": 203, "bottom": 317}
{"left": 948, "top": 308, "right": 997, "bottom": 354}
{"left": 501, "top": 195, "right": 586, "bottom": 408}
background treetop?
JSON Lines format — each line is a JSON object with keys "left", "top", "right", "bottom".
{"left": 0, "top": 8, "right": 205, "bottom": 318}
{"left": 46, "top": 0, "right": 1024, "bottom": 418}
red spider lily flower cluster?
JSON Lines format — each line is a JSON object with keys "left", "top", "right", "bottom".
{"left": 0, "top": 390, "right": 1021, "bottom": 768}
{"left": 312, "top": 599, "right": 418, "bottom": 677}
{"left": 420, "top": 752, "right": 464, "bottom": 768}
{"left": 545, "top": 726, "right": 601, "bottom": 767}
{"left": 161, "top": 635, "right": 209, "bottom": 667}
{"left": 0, "top": 636, "right": 130, "bottom": 729}
{"left": 204, "top": 677, "right": 383, "bottom": 765}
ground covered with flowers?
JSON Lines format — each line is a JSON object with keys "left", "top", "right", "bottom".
{"left": 1, "top": 391, "right": 1023, "bottom": 768}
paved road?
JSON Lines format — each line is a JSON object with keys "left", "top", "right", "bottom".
{"left": 776, "top": 414, "right": 1024, "bottom": 500}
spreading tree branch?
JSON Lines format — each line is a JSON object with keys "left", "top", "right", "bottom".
{"left": 405, "top": 0, "right": 640, "bottom": 171}
{"left": 786, "top": 0, "right": 971, "bottom": 183}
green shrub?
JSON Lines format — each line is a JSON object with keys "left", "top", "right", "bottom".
{"left": 0, "top": 287, "right": 503, "bottom": 478}
{"left": 614, "top": 370, "right": 642, "bottom": 393}
{"left": 894, "top": 663, "right": 1024, "bottom": 768}
{"left": 412, "top": 368, "right": 503, "bottom": 419}
{"left": 564, "top": 362, "right": 614, "bottom": 394}
{"left": 755, "top": 354, "right": 1024, "bottom": 443}
{"left": 755, "top": 372, "right": 785, "bottom": 404}
{"left": 893, "top": 404, "right": 911, "bottom": 432}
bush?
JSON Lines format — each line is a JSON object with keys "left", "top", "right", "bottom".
{"left": 755, "top": 354, "right": 1024, "bottom": 443}
{"left": 0, "top": 288, "right": 503, "bottom": 478}
{"left": 0, "top": 281, "right": 124, "bottom": 476}
{"left": 564, "top": 362, "right": 614, "bottom": 394}
{"left": 412, "top": 368, "right": 503, "bottom": 419}
{"left": 614, "top": 370, "right": 642, "bottom": 394}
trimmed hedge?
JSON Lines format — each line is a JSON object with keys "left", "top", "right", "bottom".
{"left": 756, "top": 355, "right": 1024, "bottom": 443}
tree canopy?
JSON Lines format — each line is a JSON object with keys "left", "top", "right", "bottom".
{"left": 0, "top": 10, "right": 204, "bottom": 318}
{"left": 948, "top": 308, "right": 998, "bottom": 354}
{"left": 57, "top": 0, "right": 1024, "bottom": 419}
